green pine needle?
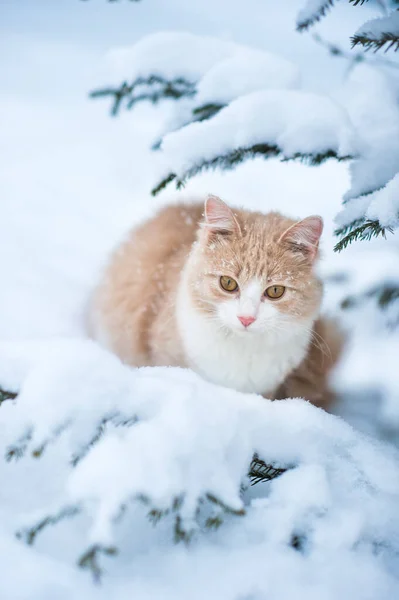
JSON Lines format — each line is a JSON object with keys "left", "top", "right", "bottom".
{"left": 297, "top": 0, "right": 336, "bottom": 32}
{"left": 351, "top": 32, "right": 399, "bottom": 52}
{"left": 90, "top": 75, "right": 195, "bottom": 116}
{"left": 334, "top": 219, "right": 393, "bottom": 252}
{"left": 0, "top": 387, "right": 17, "bottom": 405}
{"left": 151, "top": 145, "right": 352, "bottom": 196}
{"left": 192, "top": 103, "right": 224, "bottom": 121}
{"left": 17, "top": 505, "right": 81, "bottom": 546}
{"left": 78, "top": 544, "right": 118, "bottom": 583}
{"left": 249, "top": 456, "right": 288, "bottom": 485}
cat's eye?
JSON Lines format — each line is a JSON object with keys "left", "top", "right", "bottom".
{"left": 220, "top": 276, "right": 238, "bottom": 292}
{"left": 265, "top": 285, "right": 285, "bottom": 299}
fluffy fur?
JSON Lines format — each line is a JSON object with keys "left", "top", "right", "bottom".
{"left": 88, "top": 196, "right": 341, "bottom": 409}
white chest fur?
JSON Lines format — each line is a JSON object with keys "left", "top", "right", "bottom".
{"left": 176, "top": 286, "right": 312, "bottom": 396}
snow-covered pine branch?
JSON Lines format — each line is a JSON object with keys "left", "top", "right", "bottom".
{"left": 296, "top": 0, "right": 337, "bottom": 32}
{"left": 352, "top": 10, "right": 399, "bottom": 51}
{"left": 334, "top": 172, "right": 399, "bottom": 250}
{"left": 2, "top": 338, "right": 399, "bottom": 586}
{"left": 93, "top": 31, "right": 399, "bottom": 250}
{"left": 90, "top": 75, "right": 196, "bottom": 117}
{"left": 296, "top": 0, "right": 370, "bottom": 32}
{"left": 151, "top": 90, "right": 356, "bottom": 195}
{"left": 90, "top": 32, "right": 299, "bottom": 124}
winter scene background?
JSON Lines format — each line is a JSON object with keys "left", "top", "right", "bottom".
{"left": 1, "top": 0, "right": 399, "bottom": 598}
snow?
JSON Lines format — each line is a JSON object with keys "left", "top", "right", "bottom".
{"left": 336, "top": 65, "right": 399, "bottom": 202}
{"left": 194, "top": 50, "right": 300, "bottom": 106}
{"left": 355, "top": 11, "right": 399, "bottom": 41}
{"left": 2, "top": 0, "right": 399, "bottom": 598}
{"left": 103, "top": 32, "right": 237, "bottom": 84}
{"left": 103, "top": 32, "right": 300, "bottom": 99}
{"left": 296, "top": 0, "right": 334, "bottom": 30}
{"left": 336, "top": 172, "right": 399, "bottom": 231}
{"left": 2, "top": 338, "right": 399, "bottom": 597}
{"left": 160, "top": 89, "right": 357, "bottom": 177}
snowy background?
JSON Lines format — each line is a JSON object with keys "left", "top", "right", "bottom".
{"left": 1, "top": 0, "right": 399, "bottom": 598}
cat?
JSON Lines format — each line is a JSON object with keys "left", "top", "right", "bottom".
{"left": 88, "top": 195, "right": 342, "bottom": 409}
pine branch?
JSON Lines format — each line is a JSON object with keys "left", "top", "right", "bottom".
{"left": 78, "top": 544, "right": 118, "bottom": 583}
{"left": 0, "top": 387, "right": 17, "bottom": 405}
{"left": 248, "top": 455, "right": 287, "bottom": 485}
{"left": 334, "top": 219, "right": 394, "bottom": 252}
{"left": 297, "top": 0, "right": 336, "bottom": 32}
{"left": 31, "top": 420, "right": 72, "bottom": 459}
{"left": 90, "top": 75, "right": 196, "bottom": 116}
{"left": 296, "top": 0, "right": 369, "bottom": 32}
{"left": 192, "top": 103, "right": 225, "bottom": 122}
{"left": 313, "top": 33, "right": 399, "bottom": 69}
{"left": 6, "top": 429, "right": 33, "bottom": 462}
{"left": 151, "top": 145, "right": 353, "bottom": 196}
{"left": 351, "top": 31, "right": 399, "bottom": 51}
{"left": 71, "top": 413, "right": 138, "bottom": 467}
{"left": 342, "top": 283, "right": 399, "bottom": 310}
{"left": 16, "top": 505, "right": 81, "bottom": 546}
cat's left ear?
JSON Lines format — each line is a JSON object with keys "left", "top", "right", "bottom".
{"left": 279, "top": 216, "right": 323, "bottom": 261}
{"left": 203, "top": 195, "right": 241, "bottom": 237}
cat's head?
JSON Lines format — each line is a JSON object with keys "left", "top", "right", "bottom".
{"left": 185, "top": 195, "right": 323, "bottom": 336}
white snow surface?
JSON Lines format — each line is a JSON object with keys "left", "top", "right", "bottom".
{"left": 337, "top": 65, "right": 399, "bottom": 201}
{"left": 1, "top": 339, "right": 399, "bottom": 599}
{"left": 161, "top": 89, "right": 357, "bottom": 176}
{"left": 104, "top": 31, "right": 300, "bottom": 99}
{"left": 355, "top": 10, "right": 399, "bottom": 40}
{"left": 103, "top": 31, "right": 236, "bottom": 84}
{"left": 195, "top": 49, "right": 300, "bottom": 106}
{"left": 336, "top": 172, "right": 399, "bottom": 230}
{"left": 2, "top": 0, "right": 399, "bottom": 598}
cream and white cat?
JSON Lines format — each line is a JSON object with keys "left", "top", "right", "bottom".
{"left": 88, "top": 195, "right": 341, "bottom": 408}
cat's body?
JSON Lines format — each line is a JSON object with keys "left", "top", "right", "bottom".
{"left": 89, "top": 197, "right": 341, "bottom": 408}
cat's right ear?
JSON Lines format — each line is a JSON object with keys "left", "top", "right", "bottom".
{"left": 203, "top": 195, "right": 241, "bottom": 237}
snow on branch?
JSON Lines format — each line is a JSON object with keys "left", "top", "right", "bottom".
{"left": 296, "top": 0, "right": 337, "bottom": 32}
{"left": 352, "top": 11, "right": 399, "bottom": 52}
{"left": 2, "top": 338, "right": 399, "bottom": 583}
{"left": 334, "top": 172, "right": 399, "bottom": 250}
{"left": 296, "top": 0, "right": 370, "bottom": 32}
{"left": 90, "top": 75, "right": 196, "bottom": 116}
{"left": 91, "top": 32, "right": 299, "bottom": 122}
{"left": 152, "top": 90, "right": 357, "bottom": 195}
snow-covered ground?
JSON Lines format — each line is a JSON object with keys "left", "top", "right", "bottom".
{"left": 1, "top": 1, "right": 399, "bottom": 598}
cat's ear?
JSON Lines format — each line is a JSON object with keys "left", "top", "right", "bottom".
{"left": 279, "top": 216, "right": 323, "bottom": 261}
{"left": 203, "top": 195, "right": 241, "bottom": 236}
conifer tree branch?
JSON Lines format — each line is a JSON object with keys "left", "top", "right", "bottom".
{"left": 78, "top": 545, "right": 118, "bottom": 583}
{"left": 192, "top": 103, "right": 225, "bottom": 121}
{"left": 249, "top": 456, "right": 288, "bottom": 485}
{"left": 341, "top": 283, "right": 399, "bottom": 310}
{"left": 90, "top": 76, "right": 196, "bottom": 116}
{"left": 151, "top": 145, "right": 353, "bottom": 196}
{"left": 16, "top": 505, "right": 81, "bottom": 546}
{"left": 297, "top": 0, "right": 336, "bottom": 32}
{"left": 0, "top": 387, "right": 17, "bottom": 405}
{"left": 313, "top": 32, "right": 399, "bottom": 68}
{"left": 296, "top": 1, "right": 369, "bottom": 32}
{"left": 334, "top": 219, "right": 394, "bottom": 252}
{"left": 351, "top": 31, "right": 399, "bottom": 51}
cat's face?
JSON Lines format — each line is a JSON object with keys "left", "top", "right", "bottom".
{"left": 187, "top": 196, "right": 323, "bottom": 336}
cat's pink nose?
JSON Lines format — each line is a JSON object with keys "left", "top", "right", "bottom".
{"left": 238, "top": 315, "right": 256, "bottom": 328}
